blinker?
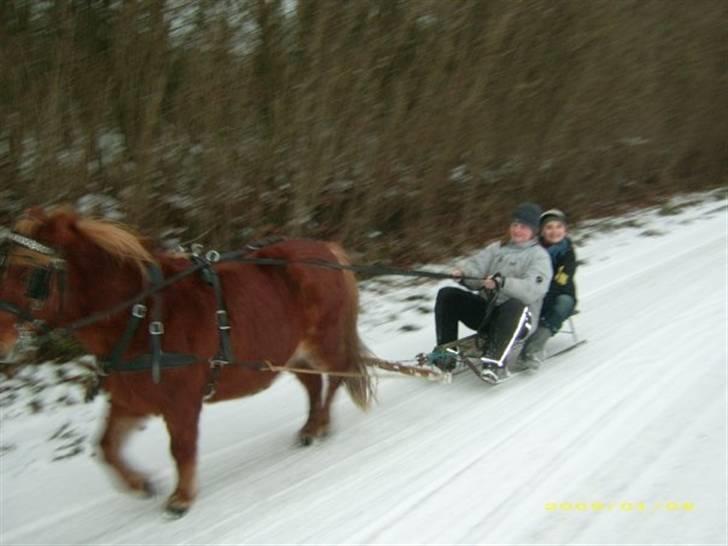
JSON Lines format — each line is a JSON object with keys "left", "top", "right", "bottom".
{"left": 0, "top": 243, "right": 8, "bottom": 269}
{"left": 26, "top": 267, "right": 53, "bottom": 301}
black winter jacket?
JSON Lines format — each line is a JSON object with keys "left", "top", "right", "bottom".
{"left": 541, "top": 236, "right": 577, "bottom": 302}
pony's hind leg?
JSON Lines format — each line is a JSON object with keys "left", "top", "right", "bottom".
{"left": 99, "top": 403, "right": 153, "bottom": 496}
{"left": 162, "top": 402, "right": 202, "bottom": 517}
{"left": 319, "top": 376, "right": 343, "bottom": 436}
{"left": 294, "top": 372, "right": 324, "bottom": 445}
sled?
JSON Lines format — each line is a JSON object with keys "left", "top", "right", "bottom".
{"left": 415, "top": 313, "right": 586, "bottom": 385}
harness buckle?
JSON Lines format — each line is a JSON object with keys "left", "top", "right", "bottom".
{"left": 216, "top": 309, "right": 231, "bottom": 330}
{"left": 206, "top": 250, "right": 221, "bottom": 263}
{"left": 209, "top": 357, "right": 229, "bottom": 367}
{"left": 132, "top": 304, "right": 147, "bottom": 318}
{"left": 149, "top": 321, "right": 164, "bottom": 335}
{"left": 203, "top": 359, "right": 226, "bottom": 401}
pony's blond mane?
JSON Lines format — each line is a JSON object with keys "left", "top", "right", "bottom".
{"left": 14, "top": 208, "right": 154, "bottom": 276}
{"left": 76, "top": 217, "right": 154, "bottom": 275}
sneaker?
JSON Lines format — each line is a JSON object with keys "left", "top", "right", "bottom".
{"left": 522, "top": 327, "right": 551, "bottom": 361}
{"left": 508, "top": 358, "right": 529, "bottom": 373}
{"left": 480, "top": 362, "right": 508, "bottom": 383}
{"left": 511, "top": 353, "right": 542, "bottom": 373}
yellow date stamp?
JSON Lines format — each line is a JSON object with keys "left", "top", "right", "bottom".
{"left": 545, "top": 501, "right": 695, "bottom": 512}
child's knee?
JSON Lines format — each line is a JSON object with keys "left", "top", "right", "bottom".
{"left": 555, "top": 295, "right": 576, "bottom": 316}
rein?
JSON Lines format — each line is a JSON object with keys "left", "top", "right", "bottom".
{"left": 7, "top": 250, "right": 485, "bottom": 339}
{"left": 1, "top": 232, "right": 486, "bottom": 391}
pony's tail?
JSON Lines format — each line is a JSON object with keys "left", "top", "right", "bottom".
{"left": 329, "top": 243, "right": 376, "bottom": 410}
{"left": 343, "top": 328, "right": 376, "bottom": 411}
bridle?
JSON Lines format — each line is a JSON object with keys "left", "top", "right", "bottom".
{"left": 0, "top": 227, "right": 67, "bottom": 332}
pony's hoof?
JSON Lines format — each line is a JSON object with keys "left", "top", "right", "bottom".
{"left": 298, "top": 422, "right": 329, "bottom": 446}
{"left": 164, "top": 497, "right": 191, "bottom": 518}
{"left": 141, "top": 480, "right": 156, "bottom": 498}
{"left": 164, "top": 504, "right": 189, "bottom": 519}
{"left": 127, "top": 475, "right": 155, "bottom": 498}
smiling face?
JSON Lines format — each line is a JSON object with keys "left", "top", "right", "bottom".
{"left": 509, "top": 222, "right": 535, "bottom": 244}
{"left": 541, "top": 220, "right": 567, "bottom": 244}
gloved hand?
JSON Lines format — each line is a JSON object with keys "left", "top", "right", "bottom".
{"left": 483, "top": 273, "right": 504, "bottom": 291}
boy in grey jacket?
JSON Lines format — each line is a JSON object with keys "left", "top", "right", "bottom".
{"left": 434, "top": 203, "right": 552, "bottom": 370}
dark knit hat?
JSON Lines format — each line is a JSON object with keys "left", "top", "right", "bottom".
{"left": 511, "top": 202, "right": 542, "bottom": 232}
{"left": 540, "top": 208, "right": 567, "bottom": 226}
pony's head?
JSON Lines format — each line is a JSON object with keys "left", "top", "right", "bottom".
{"left": 0, "top": 207, "right": 153, "bottom": 359}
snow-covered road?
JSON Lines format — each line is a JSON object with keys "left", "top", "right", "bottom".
{"left": 1, "top": 192, "right": 726, "bottom": 545}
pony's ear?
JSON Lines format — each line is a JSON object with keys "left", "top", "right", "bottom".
{"left": 41, "top": 209, "right": 81, "bottom": 246}
{"left": 14, "top": 207, "right": 48, "bottom": 236}
{"left": 23, "top": 207, "right": 47, "bottom": 222}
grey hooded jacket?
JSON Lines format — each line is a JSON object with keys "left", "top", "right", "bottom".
{"left": 459, "top": 239, "right": 553, "bottom": 321}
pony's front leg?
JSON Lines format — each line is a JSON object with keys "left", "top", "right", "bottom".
{"left": 162, "top": 402, "right": 202, "bottom": 517}
{"left": 99, "top": 403, "right": 153, "bottom": 496}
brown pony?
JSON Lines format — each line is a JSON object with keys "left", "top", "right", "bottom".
{"left": 0, "top": 207, "right": 373, "bottom": 516}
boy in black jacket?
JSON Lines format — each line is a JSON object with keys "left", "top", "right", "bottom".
{"left": 515, "top": 209, "right": 577, "bottom": 370}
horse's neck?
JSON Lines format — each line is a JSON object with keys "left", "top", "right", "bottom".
{"left": 64, "top": 256, "right": 148, "bottom": 355}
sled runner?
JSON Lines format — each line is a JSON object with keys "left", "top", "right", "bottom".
{"left": 546, "top": 314, "right": 587, "bottom": 358}
{"left": 417, "top": 313, "right": 586, "bottom": 385}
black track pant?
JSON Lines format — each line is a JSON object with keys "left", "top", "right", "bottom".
{"left": 434, "top": 287, "right": 528, "bottom": 358}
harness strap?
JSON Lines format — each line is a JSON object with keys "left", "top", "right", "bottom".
{"left": 0, "top": 297, "right": 53, "bottom": 337}
{"left": 191, "top": 253, "right": 234, "bottom": 366}
{"left": 99, "top": 264, "right": 198, "bottom": 381}
{"left": 191, "top": 251, "right": 237, "bottom": 399}
{"left": 105, "top": 303, "right": 147, "bottom": 373}
{"left": 0, "top": 301, "right": 35, "bottom": 323}
{"left": 113, "top": 353, "right": 198, "bottom": 373}
{"left": 147, "top": 264, "right": 165, "bottom": 383}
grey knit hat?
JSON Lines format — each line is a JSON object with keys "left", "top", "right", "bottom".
{"left": 511, "top": 202, "right": 542, "bottom": 232}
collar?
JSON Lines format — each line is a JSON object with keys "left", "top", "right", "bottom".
{"left": 507, "top": 238, "right": 539, "bottom": 249}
